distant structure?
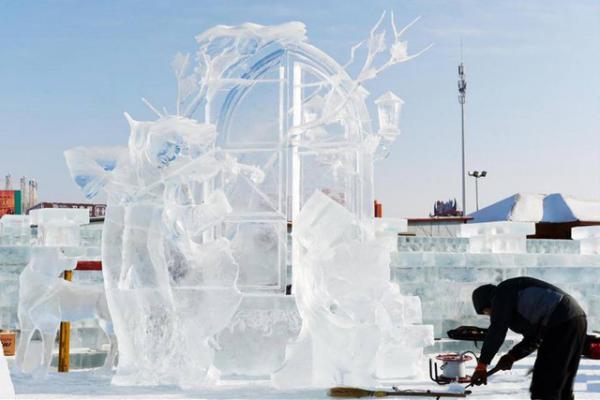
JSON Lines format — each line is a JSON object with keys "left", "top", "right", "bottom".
{"left": 1, "top": 174, "right": 37, "bottom": 217}
{"left": 458, "top": 62, "right": 467, "bottom": 215}
{"left": 18, "top": 177, "right": 38, "bottom": 213}
{"left": 432, "top": 198, "right": 463, "bottom": 217}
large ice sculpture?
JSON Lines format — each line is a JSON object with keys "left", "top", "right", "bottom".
{"left": 17, "top": 209, "right": 114, "bottom": 376}
{"left": 65, "top": 13, "right": 431, "bottom": 388}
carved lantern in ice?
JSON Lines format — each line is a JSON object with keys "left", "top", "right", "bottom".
{"left": 375, "top": 91, "right": 404, "bottom": 140}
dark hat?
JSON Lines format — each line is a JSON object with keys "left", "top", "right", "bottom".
{"left": 472, "top": 284, "right": 497, "bottom": 315}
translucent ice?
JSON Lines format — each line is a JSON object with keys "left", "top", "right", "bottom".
{"left": 17, "top": 246, "right": 114, "bottom": 376}
{"left": 0, "top": 345, "right": 14, "bottom": 398}
{"left": 16, "top": 207, "right": 113, "bottom": 377}
{"left": 30, "top": 208, "right": 89, "bottom": 247}
{"left": 0, "top": 215, "right": 31, "bottom": 245}
{"left": 459, "top": 222, "right": 535, "bottom": 254}
{"left": 64, "top": 15, "right": 431, "bottom": 388}
{"left": 460, "top": 221, "right": 535, "bottom": 237}
{"left": 273, "top": 191, "right": 433, "bottom": 387}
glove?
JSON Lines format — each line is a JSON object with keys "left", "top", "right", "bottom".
{"left": 471, "top": 363, "right": 487, "bottom": 386}
{"left": 497, "top": 353, "right": 516, "bottom": 371}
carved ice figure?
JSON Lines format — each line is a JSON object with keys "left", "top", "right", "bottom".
{"left": 272, "top": 191, "right": 433, "bottom": 388}
{"left": 16, "top": 209, "right": 114, "bottom": 377}
{"left": 66, "top": 114, "right": 251, "bottom": 387}
{"left": 65, "top": 12, "right": 430, "bottom": 387}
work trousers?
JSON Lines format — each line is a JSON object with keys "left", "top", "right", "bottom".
{"left": 530, "top": 315, "right": 587, "bottom": 400}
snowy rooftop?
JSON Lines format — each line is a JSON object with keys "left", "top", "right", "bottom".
{"left": 469, "top": 193, "right": 600, "bottom": 224}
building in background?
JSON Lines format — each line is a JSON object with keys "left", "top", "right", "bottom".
{"left": 0, "top": 190, "right": 22, "bottom": 218}
{"left": 469, "top": 192, "right": 600, "bottom": 239}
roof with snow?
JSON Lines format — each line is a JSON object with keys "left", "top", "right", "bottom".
{"left": 469, "top": 193, "right": 600, "bottom": 223}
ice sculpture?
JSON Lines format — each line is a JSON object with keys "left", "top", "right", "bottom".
{"left": 16, "top": 209, "right": 114, "bottom": 376}
{"left": 65, "top": 12, "right": 431, "bottom": 388}
{"left": 272, "top": 191, "right": 432, "bottom": 387}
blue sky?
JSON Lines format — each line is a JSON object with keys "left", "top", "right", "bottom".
{"left": 1, "top": 0, "right": 599, "bottom": 217}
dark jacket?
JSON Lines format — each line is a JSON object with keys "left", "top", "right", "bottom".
{"left": 478, "top": 277, "right": 586, "bottom": 365}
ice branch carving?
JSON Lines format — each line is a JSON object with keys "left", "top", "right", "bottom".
{"left": 289, "top": 11, "right": 432, "bottom": 137}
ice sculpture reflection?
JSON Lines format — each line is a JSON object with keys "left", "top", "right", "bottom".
{"left": 65, "top": 13, "right": 432, "bottom": 388}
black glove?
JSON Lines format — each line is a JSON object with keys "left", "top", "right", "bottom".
{"left": 471, "top": 364, "right": 487, "bottom": 386}
{"left": 497, "top": 353, "right": 516, "bottom": 371}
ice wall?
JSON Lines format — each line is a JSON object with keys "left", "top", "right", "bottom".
{"left": 459, "top": 221, "right": 535, "bottom": 253}
{"left": 394, "top": 231, "right": 600, "bottom": 339}
{"left": 0, "top": 215, "right": 31, "bottom": 329}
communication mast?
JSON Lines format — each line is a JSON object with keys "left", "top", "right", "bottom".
{"left": 458, "top": 60, "right": 467, "bottom": 215}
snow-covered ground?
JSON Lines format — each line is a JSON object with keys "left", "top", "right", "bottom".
{"left": 7, "top": 356, "right": 600, "bottom": 399}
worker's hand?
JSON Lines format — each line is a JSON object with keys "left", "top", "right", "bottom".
{"left": 497, "top": 353, "right": 516, "bottom": 371}
{"left": 471, "top": 363, "right": 488, "bottom": 386}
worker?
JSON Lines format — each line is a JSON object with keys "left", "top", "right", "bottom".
{"left": 471, "top": 277, "right": 587, "bottom": 400}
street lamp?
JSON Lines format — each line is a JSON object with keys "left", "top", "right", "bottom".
{"left": 468, "top": 170, "right": 487, "bottom": 212}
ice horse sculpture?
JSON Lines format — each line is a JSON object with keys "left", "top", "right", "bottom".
{"left": 65, "top": 13, "right": 431, "bottom": 388}
{"left": 16, "top": 209, "right": 114, "bottom": 376}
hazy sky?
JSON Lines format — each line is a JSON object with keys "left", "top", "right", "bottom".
{"left": 1, "top": 1, "right": 599, "bottom": 217}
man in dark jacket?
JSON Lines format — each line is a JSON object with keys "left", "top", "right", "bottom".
{"left": 471, "top": 277, "right": 587, "bottom": 400}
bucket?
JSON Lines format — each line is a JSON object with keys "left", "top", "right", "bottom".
{"left": 0, "top": 331, "right": 16, "bottom": 356}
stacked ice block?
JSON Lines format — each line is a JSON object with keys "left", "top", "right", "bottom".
{"left": 0, "top": 215, "right": 31, "bottom": 328}
{"left": 572, "top": 226, "right": 600, "bottom": 255}
{"left": 459, "top": 221, "right": 535, "bottom": 253}
{"left": 392, "top": 222, "right": 600, "bottom": 340}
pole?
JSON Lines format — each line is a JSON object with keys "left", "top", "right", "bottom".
{"left": 475, "top": 177, "right": 479, "bottom": 211}
{"left": 461, "top": 102, "right": 466, "bottom": 215}
{"left": 458, "top": 62, "right": 467, "bottom": 216}
{"left": 58, "top": 270, "right": 72, "bottom": 372}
